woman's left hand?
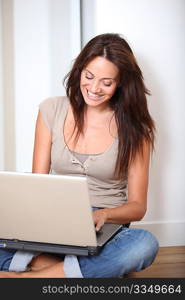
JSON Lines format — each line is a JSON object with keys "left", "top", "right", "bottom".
{"left": 93, "top": 209, "right": 108, "bottom": 232}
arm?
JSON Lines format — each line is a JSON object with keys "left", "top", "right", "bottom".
{"left": 93, "top": 141, "right": 150, "bottom": 231}
{"left": 32, "top": 111, "right": 52, "bottom": 174}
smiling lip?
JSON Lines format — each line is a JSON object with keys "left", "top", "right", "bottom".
{"left": 87, "top": 90, "right": 103, "bottom": 100}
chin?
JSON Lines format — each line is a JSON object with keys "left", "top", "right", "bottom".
{"left": 84, "top": 96, "right": 107, "bottom": 108}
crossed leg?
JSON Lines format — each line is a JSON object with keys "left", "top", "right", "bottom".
{"left": 0, "top": 253, "right": 66, "bottom": 278}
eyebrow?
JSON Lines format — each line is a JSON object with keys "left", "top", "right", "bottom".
{"left": 84, "top": 68, "right": 116, "bottom": 81}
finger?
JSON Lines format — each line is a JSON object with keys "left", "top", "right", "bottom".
{"left": 95, "top": 220, "right": 104, "bottom": 232}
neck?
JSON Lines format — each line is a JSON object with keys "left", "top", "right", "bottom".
{"left": 84, "top": 104, "right": 115, "bottom": 128}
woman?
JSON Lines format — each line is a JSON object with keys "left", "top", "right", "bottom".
{"left": 0, "top": 33, "right": 158, "bottom": 278}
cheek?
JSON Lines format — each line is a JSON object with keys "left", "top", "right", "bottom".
{"left": 108, "top": 86, "right": 117, "bottom": 97}
{"left": 80, "top": 76, "right": 83, "bottom": 87}
{"left": 80, "top": 79, "right": 86, "bottom": 94}
{"left": 80, "top": 75, "right": 89, "bottom": 87}
{"left": 80, "top": 79, "right": 89, "bottom": 97}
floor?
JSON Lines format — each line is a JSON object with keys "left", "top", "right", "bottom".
{"left": 125, "top": 246, "right": 185, "bottom": 278}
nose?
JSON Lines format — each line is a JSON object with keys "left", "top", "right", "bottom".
{"left": 90, "top": 80, "right": 101, "bottom": 93}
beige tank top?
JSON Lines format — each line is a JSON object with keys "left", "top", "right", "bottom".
{"left": 39, "top": 96, "right": 128, "bottom": 208}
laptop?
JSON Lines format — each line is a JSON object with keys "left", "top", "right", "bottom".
{"left": 0, "top": 171, "right": 122, "bottom": 256}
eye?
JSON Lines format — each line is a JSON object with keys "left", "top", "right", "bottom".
{"left": 84, "top": 71, "right": 93, "bottom": 80}
{"left": 103, "top": 81, "right": 112, "bottom": 87}
{"left": 85, "top": 75, "right": 93, "bottom": 80}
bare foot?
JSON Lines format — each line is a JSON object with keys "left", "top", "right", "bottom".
{"left": 0, "top": 261, "right": 65, "bottom": 278}
{"left": 29, "top": 253, "right": 62, "bottom": 271}
{"left": 0, "top": 271, "right": 23, "bottom": 278}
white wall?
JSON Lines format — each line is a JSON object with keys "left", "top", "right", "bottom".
{"left": 82, "top": 0, "right": 185, "bottom": 246}
{"left": 81, "top": 0, "right": 96, "bottom": 46}
{"left": 0, "top": 0, "right": 81, "bottom": 172}
{"left": 1, "top": 0, "right": 16, "bottom": 170}
{"left": 13, "top": 0, "right": 51, "bottom": 172}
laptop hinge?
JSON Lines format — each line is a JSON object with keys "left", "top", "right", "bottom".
{"left": 87, "top": 246, "right": 100, "bottom": 256}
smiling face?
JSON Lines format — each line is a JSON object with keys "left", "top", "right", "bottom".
{"left": 80, "top": 56, "right": 119, "bottom": 110}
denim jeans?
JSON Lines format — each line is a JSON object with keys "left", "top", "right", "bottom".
{"left": 0, "top": 227, "right": 159, "bottom": 277}
{"left": 0, "top": 248, "right": 17, "bottom": 271}
{"left": 78, "top": 227, "right": 159, "bottom": 277}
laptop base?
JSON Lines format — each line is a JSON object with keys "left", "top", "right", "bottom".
{"left": 0, "top": 239, "right": 99, "bottom": 256}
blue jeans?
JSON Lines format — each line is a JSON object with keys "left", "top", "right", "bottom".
{"left": 79, "top": 227, "right": 159, "bottom": 277}
{"left": 0, "top": 249, "right": 17, "bottom": 271}
{"left": 0, "top": 227, "right": 159, "bottom": 277}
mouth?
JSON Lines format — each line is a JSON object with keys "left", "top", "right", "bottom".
{"left": 86, "top": 90, "right": 104, "bottom": 100}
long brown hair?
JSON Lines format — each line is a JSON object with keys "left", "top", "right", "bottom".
{"left": 64, "top": 33, "right": 155, "bottom": 179}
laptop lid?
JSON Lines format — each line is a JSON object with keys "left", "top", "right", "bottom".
{"left": 0, "top": 171, "right": 123, "bottom": 255}
{"left": 0, "top": 171, "right": 98, "bottom": 248}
